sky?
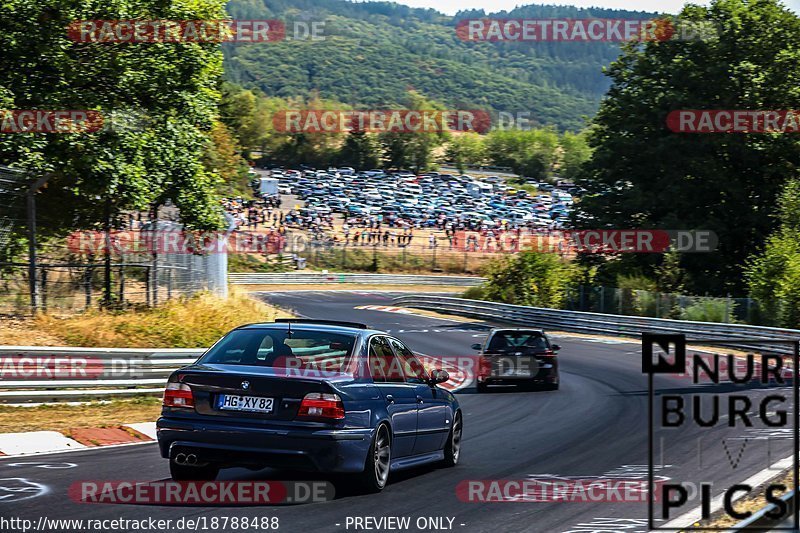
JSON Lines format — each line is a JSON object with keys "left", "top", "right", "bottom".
{"left": 393, "top": 0, "right": 800, "bottom": 15}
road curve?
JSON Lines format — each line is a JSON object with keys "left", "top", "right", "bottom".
{"left": 2, "top": 291, "right": 793, "bottom": 533}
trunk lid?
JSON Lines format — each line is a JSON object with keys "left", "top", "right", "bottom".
{"left": 177, "top": 364, "right": 342, "bottom": 421}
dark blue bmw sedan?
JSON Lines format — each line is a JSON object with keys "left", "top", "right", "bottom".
{"left": 157, "top": 319, "right": 462, "bottom": 492}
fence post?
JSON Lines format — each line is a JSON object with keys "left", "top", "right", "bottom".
{"left": 40, "top": 267, "right": 47, "bottom": 314}
{"left": 84, "top": 266, "right": 92, "bottom": 310}
{"left": 725, "top": 294, "right": 731, "bottom": 323}
{"left": 167, "top": 268, "right": 173, "bottom": 300}
{"left": 103, "top": 199, "right": 112, "bottom": 305}
{"left": 599, "top": 286, "right": 605, "bottom": 314}
{"left": 26, "top": 174, "right": 50, "bottom": 314}
{"left": 119, "top": 266, "right": 125, "bottom": 304}
{"left": 145, "top": 266, "right": 151, "bottom": 307}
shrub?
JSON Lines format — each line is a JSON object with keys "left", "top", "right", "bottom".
{"left": 481, "top": 252, "right": 581, "bottom": 308}
{"left": 681, "top": 298, "right": 735, "bottom": 323}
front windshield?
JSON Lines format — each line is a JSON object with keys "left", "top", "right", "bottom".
{"left": 199, "top": 328, "right": 357, "bottom": 372}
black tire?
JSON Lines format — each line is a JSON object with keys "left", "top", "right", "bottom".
{"left": 442, "top": 411, "right": 462, "bottom": 467}
{"left": 170, "top": 461, "right": 219, "bottom": 481}
{"left": 355, "top": 424, "right": 391, "bottom": 493}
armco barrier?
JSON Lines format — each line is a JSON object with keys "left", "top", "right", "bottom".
{"left": 0, "top": 347, "right": 203, "bottom": 403}
{"left": 228, "top": 272, "right": 485, "bottom": 286}
{"left": 727, "top": 490, "right": 795, "bottom": 531}
{"left": 5, "top": 295, "right": 800, "bottom": 403}
{"left": 391, "top": 295, "right": 800, "bottom": 354}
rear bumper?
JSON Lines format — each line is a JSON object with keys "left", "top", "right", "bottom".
{"left": 157, "top": 417, "right": 372, "bottom": 473}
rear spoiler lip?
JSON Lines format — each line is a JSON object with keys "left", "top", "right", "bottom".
{"left": 175, "top": 364, "right": 363, "bottom": 382}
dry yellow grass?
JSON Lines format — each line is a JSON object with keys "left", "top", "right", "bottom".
{"left": 35, "top": 291, "right": 293, "bottom": 348}
{"left": 0, "top": 318, "right": 66, "bottom": 346}
{"left": 692, "top": 472, "right": 793, "bottom": 530}
{"left": 0, "top": 291, "right": 293, "bottom": 348}
{"left": 0, "top": 397, "right": 163, "bottom": 433}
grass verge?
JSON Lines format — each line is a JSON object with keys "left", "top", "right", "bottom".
{"left": 0, "top": 291, "right": 292, "bottom": 348}
{"left": 0, "top": 397, "right": 162, "bottom": 434}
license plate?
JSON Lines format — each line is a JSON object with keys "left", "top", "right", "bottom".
{"left": 217, "top": 394, "right": 274, "bottom": 413}
{"left": 500, "top": 369, "right": 531, "bottom": 377}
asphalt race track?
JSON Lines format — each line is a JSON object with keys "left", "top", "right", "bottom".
{"left": 2, "top": 291, "right": 795, "bottom": 533}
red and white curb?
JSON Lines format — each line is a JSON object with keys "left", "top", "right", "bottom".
{"left": 417, "top": 355, "right": 471, "bottom": 392}
{"left": 0, "top": 422, "right": 156, "bottom": 457}
{"left": 354, "top": 305, "right": 414, "bottom": 314}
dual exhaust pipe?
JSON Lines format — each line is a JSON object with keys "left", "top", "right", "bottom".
{"left": 174, "top": 453, "right": 198, "bottom": 466}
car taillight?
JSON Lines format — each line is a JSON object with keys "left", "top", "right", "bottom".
{"left": 163, "top": 382, "right": 194, "bottom": 408}
{"left": 539, "top": 350, "right": 556, "bottom": 357}
{"left": 296, "top": 393, "right": 345, "bottom": 420}
{"left": 478, "top": 356, "right": 491, "bottom": 379}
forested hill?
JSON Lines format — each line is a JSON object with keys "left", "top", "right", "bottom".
{"left": 224, "top": 0, "right": 659, "bottom": 131}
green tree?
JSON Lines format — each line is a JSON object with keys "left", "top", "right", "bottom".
{"left": 444, "top": 132, "right": 486, "bottom": 174}
{"left": 577, "top": 0, "right": 800, "bottom": 294}
{"left": 378, "top": 91, "right": 449, "bottom": 172}
{"left": 0, "top": 0, "right": 228, "bottom": 236}
{"left": 746, "top": 180, "right": 800, "bottom": 327}
{"left": 558, "top": 131, "right": 592, "bottom": 181}
{"left": 484, "top": 128, "right": 559, "bottom": 180}
{"left": 337, "top": 130, "right": 381, "bottom": 170}
{"left": 481, "top": 251, "right": 582, "bottom": 308}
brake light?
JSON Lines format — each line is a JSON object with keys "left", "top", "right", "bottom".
{"left": 163, "top": 382, "right": 194, "bottom": 408}
{"left": 296, "top": 393, "right": 345, "bottom": 420}
{"left": 539, "top": 350, "right": 556, "bottom": 357}
{"left": 478, "top": 356, "right": 491, "bottom": 380}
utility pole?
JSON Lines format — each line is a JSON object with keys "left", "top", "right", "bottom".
{"left": 26, "top": 174, "right": 51, "bottom": 314}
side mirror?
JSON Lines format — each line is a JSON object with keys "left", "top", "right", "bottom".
{"left": 429, "top": 369, "right": 450, "bottom": 385}
{"left": 471, "top": 343, "right": 482, "bottom": 351}
{"left": 551, "top": 344, "right": 561, "bottom": 352}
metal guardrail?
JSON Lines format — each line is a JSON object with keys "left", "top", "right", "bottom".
{"left": 726, "top": 490, "right": 795, "bottom": 531}
{"left": 392, "top": 295, "right": 800, "bottom": 354}
{"left": 0, "top": 347, "right": 203, "bottom": 403}
{"left": 229, "top": 273, "right": 486, "bottom": 286}
{"left": 5, "top": 294, "right": 800, "bottom": 403}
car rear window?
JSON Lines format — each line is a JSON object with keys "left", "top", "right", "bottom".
{"left": 199, "top": 328, "right": 357, "bottom": 372}
{"left": 487, "top": 331, "right": 549, "bottom": 352}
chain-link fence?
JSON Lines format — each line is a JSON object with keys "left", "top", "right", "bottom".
{"left": 282, "top": 233, "right": 506, "bottom": 274}
{"left": 0, "top": 172, "right": 228, "bottom": 315}
{"left": 562, "top": 285, "right": 778, "bottom": 327}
